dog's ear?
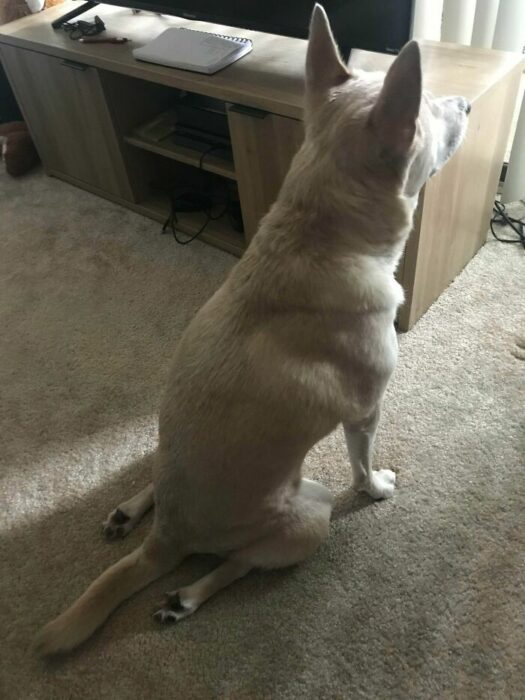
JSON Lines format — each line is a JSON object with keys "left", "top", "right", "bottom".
{"left": 368, "top": 41, "right": 422, "bottom": 155}
{"left": 305, "top": 4, "right": 349, "bottom": 101}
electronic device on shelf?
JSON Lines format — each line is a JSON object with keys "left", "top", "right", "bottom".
{"left": 175, "top": 94, "right": 230, "bottom": 145}
{"left": 133, "top": 94, "right": 233, "bottom": 157}
{"left": 52, "top": 1, "right": 414, "bottom": 58}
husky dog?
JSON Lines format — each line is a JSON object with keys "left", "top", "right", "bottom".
{"left": 35, "top": 4, "right": 469, "bottom": 656}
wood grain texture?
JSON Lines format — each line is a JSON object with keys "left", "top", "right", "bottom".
{"left": 124, "top": 135, "right": 236, "bottom": 181}
{"left": 350, "top": 42, "right": 524, "bottom": 101}
{"left": 0, "top": 43, "right": 132, "bottom": 199}
{"left": 2, "top": 3, "right": 523, "bottom": 119}
{"left": 228, "top": 109, "right": 304, "bottom": 241}
{"left": 0, "top": 3, "right": 306, "bottom": 119}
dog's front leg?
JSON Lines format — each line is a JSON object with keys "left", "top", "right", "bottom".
{"left": 343, "top": 409, "right": 396, "bottom": 499}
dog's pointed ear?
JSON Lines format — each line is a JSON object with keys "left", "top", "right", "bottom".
{"left": 306, "top": 4, "right": 349, "bottom": 99}
{"left": 368, "top": 41, "right": 422, "bottom": 155}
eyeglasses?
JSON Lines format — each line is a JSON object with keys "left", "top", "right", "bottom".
{"left": 63, "top": 15, "right": 105, "bottom": 41}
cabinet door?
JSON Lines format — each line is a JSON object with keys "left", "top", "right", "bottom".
{"left": 228, "top": 106, "right": 304, "bottom": 242}
{"left": 0, "top": 44, "right": 132, "bottom": 199}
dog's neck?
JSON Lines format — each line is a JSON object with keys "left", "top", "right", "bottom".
{"left": 233, "top": 199, "right": 410, "bottom": 320}
{"left": 229, "top": 138, "right": 419, "bottom": 316}
{"left": 277, "top": 140, "right": 414, "bottom": 262}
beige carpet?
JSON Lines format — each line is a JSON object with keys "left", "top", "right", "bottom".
{"left": 1, "top": 169, "right": 524, "bottom": 699}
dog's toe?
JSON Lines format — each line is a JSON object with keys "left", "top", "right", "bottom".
{"left": 154, "top": 592, "right": 195, "bottom": 624}
{"left": 102, "top": 508, "right": 131, "bottom": 540}
{"left": 381, "top": 469, "right": 396, "bottom": 486}
{"left": 360, "top": 469, "right": 396, "bottom": 500}
{"left": 153, "top": 608, "right": 179, "bottom": 624}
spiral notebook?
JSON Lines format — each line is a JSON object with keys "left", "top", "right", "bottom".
{"left": 133, "top": 27, "right": 253, "bottom": 75}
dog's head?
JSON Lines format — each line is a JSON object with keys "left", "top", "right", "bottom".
{"left": 304, "top": 5, "right": 470, "bottom": 200}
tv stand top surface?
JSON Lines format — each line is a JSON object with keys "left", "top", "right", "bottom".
{"left": 1, "top": 2, "right": 523, "bottom": 120}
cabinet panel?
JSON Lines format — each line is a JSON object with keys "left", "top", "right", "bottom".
{"left": 0, "top": 44, "right": 132, "bottom": 199}
{"left": 228, "top": 107, "right": 304, "bottom": 242}
{"left": 397, "top": 68, "right": 522, "bottom": 330}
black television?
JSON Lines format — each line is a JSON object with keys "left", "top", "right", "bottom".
{"left": 55, "top": 1, "right": 414, "bottom": 58}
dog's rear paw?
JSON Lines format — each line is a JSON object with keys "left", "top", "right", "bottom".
{"left": 153, "top": 592, "right": 196, "bottom": 624}
{"left": 360, "top": 469, "right": 396, "bottom": 500}
{"left": 33, "top": 615, "right": 78, "bottom": 658}
{"left": 34, "top": 623, "right": 62, "bottom": 658}
{"left": 102, "top": 508, "right": 132, "bottom": 540}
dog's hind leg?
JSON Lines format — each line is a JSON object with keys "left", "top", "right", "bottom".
{"left": 344, "top": 408, "right": 396, "bottom": 499}
{"left": 35, "top": 531, "right": 182, "bottom": 657}
{"left": 155, "top": 481, "right": 332, "bottom": 624}
{"left": 103, "top": 482, "right": 154, "bottom": 539}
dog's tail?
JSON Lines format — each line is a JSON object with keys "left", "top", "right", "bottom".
{"left": 34, "top": 537, "right": 180, "bottom": 657}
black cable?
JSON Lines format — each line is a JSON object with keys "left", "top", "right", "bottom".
{"left": 162, "top": 144, "right": 231, "bottom": 245}
{"left": 490, "top": 200, "right": 525, "bottom": 249}
{"left": 62, "top": 15, "right": 105, "bottom": 40}
{"left": 162, "top": 206, "right": 211, "bottom": 245}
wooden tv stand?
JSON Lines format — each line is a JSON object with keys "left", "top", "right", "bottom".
{"left": 1, "top": 3, "right": 523, "bottom": 329}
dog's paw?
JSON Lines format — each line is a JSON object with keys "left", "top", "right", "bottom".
{"left": 360, "top": 469, "right": 396, "bottom": 500}
{"left": 33, "top": 614, "right": 78, "bottom": 658}
{"left": 102, "top": 508, "right": 132, "bottom": 540}
{"left": 153, "top": 592, "right": 196, "bottom": 624}
{"left": 34, "top": 621, "right": 63, "bottom": 658}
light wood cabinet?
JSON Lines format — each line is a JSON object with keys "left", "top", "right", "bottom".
{"left": 228, "top": 107, "right": 304, "bottom": 242}
{"left": 0, "top": 44, "right": 132, "bottom": 199}
{"left": 1, "top": 2, "right": 523, "bottom": 329}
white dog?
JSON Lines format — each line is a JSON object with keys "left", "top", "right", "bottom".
{"left": 35, "top": 4, "right": 469, "bottom": 656}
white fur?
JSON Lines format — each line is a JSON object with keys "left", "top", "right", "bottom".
{"left": 34, "top": 4, "right": 469, "bottom": 657}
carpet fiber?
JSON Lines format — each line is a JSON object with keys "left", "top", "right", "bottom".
{"left": 1, "top": 170, "right": 524, "bottom": 699}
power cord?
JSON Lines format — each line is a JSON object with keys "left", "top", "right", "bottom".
{"left": 162, "top": 194, "right": 228, "bottom": 245}
{"left": 490, "top": 200, "right": 525, "bottom": 249}
{"left": 161, "top": 144, "right": 232, "bottom": 245}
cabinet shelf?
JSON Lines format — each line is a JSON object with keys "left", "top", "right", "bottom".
{"left": 132, "top": 193, "right": 245, "bottom": 257}
{"left": 124, "top": 134, "right": 236, "bottom": 181}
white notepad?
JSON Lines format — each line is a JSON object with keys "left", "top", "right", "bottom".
{"left": 133, "top": 27, "right": 253, "bottom": 74}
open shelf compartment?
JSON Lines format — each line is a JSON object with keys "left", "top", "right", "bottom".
{"left": 135, "top": 193, "right": 245, "bottom": 256}
{"left": 124, "top": 133, "right": 236, "bottom": 181}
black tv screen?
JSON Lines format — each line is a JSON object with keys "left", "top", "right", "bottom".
{"left": 99, "top": 1, "right": 414, "bottom": 57}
